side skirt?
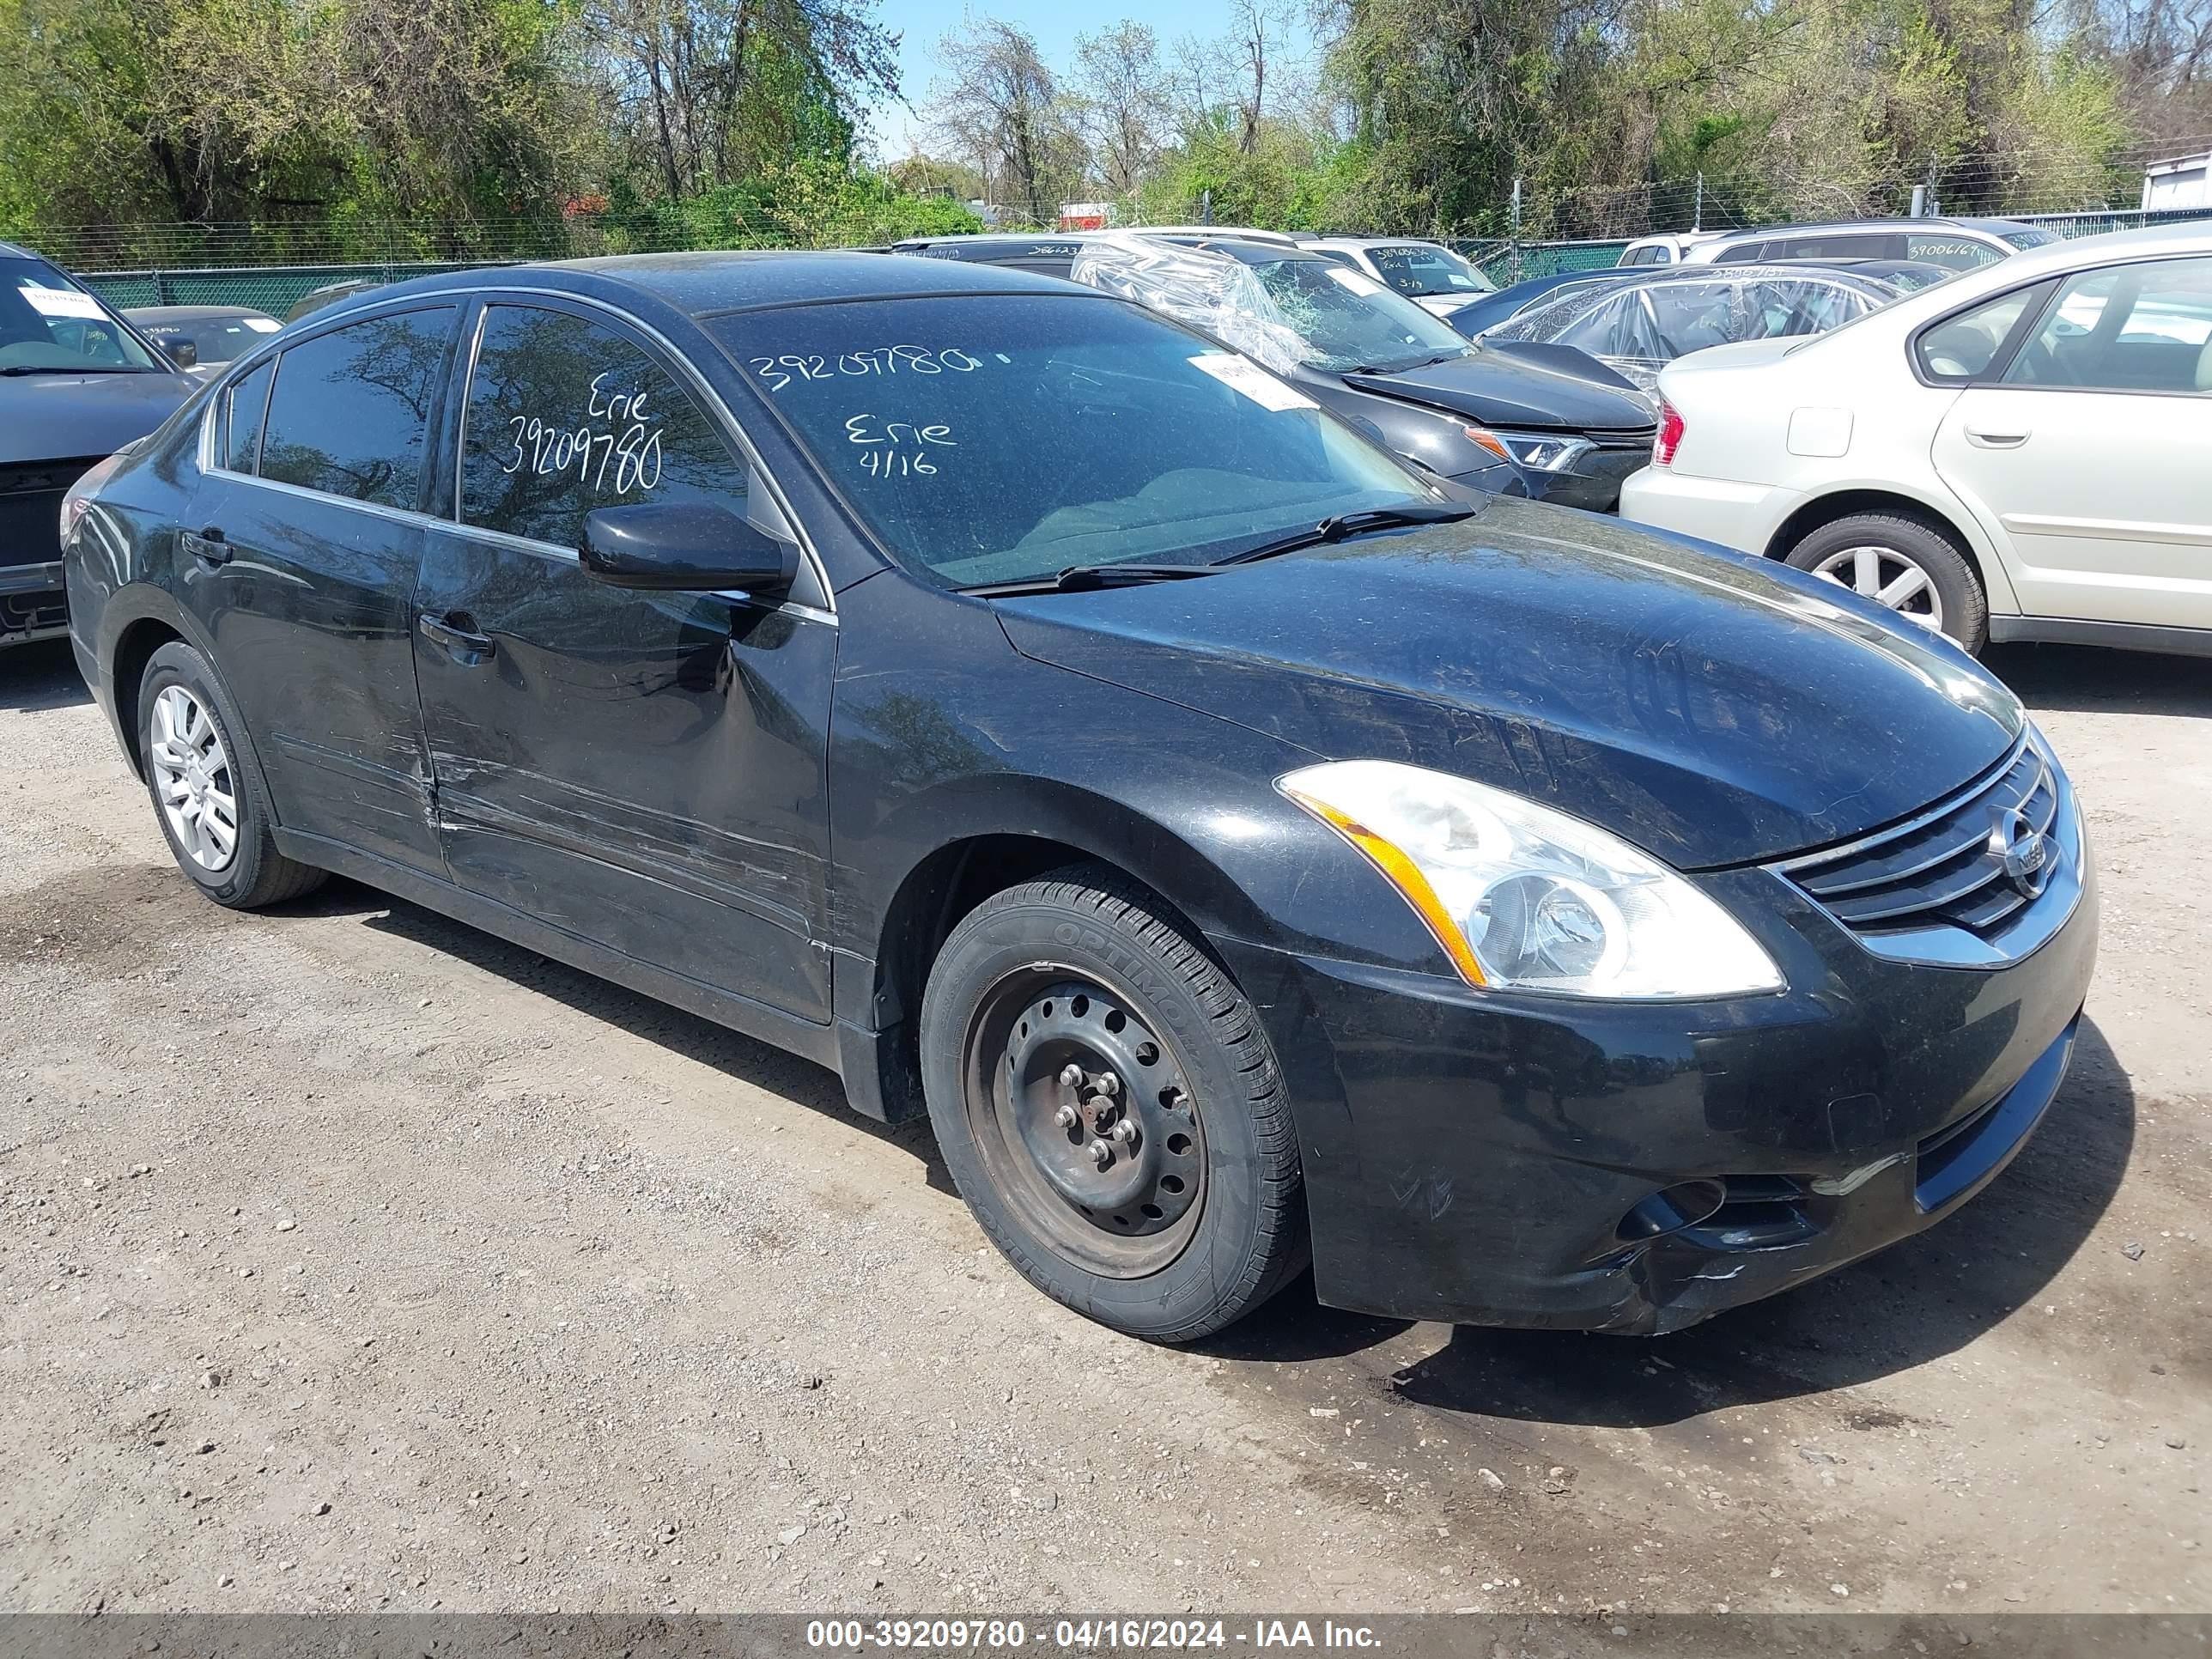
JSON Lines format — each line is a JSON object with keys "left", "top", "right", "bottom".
{"left": 1989, "top": 615, "right": 2212, "bottom": 659}
{"left": 273, "top": 829, "right": 849, "bottom": 1079}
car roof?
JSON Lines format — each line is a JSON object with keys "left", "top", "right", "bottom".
{"left": 1137, "top": 225, "right": 1299, "bottom": 245}
{"left": 1701, "top": 216, "right": 2036, "bottom": 242}
{"left": 888, "top": 233, "right": 1098, "bottom": 253}
{"left": 317, "top": 248, "right": 1109, "bottom": 324}
{"left": 125, "top": 304, "right": 276, "bottom": 322}
{"left": 1169, "top": 238, "right": 1318, "bottom": 267}
{"left": 1300, "top": 235, "right": 1449, "bottom": 249}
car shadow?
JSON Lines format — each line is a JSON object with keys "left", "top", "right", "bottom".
{"left": 0, "top": 639, "right": 91, "bottom": 711}
{"left": 1985, "top": 641, "right": 2212, "bottom": 718}
{"left": 270, "top": 877, "right": 954, "bottom": 1188}
{"left": 1206, "top": 1017, "right": 2135, "bottom": 1423}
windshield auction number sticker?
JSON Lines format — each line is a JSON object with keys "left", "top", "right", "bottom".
{"left": 1188, "top": 352, "right": 1315, "bottom": 413}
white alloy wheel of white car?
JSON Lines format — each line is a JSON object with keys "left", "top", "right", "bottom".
{"left": 1619, "top": 221, "right": 2212, "bottom": 658}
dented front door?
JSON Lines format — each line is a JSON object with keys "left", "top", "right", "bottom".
{"left": 410, "top": 297, "right": 837, "bottom": 1022}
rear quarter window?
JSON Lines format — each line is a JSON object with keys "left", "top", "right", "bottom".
{"left": 222, "top": 360, "right": 274, "bottom": 472}
{"left": 258, "top": 307, "right": 454, "bottom": 508}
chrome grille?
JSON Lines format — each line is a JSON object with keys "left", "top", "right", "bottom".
{"left": 1774, "top": 735, "right": 2071, "bottom": 959}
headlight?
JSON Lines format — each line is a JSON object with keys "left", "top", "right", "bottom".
{"left": 1279, "top": 760, "right": 1785, "bottom": 998}
{"left": 1496, "top": 433, "right": 1592, "bottom": 473}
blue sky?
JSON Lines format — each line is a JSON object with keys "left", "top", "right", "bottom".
{"left": 862, "top": 0, "right": 1318, "bottom": 159}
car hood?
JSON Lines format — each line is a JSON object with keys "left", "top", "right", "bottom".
{"left": 0, "top": 369, "right": 193, "bottom": 464}
{"left": 995, "top": 497, "right": 2023, "bottom": 869}
{"left": 1343, "top": 346, "right": 1655, "bottom": 435}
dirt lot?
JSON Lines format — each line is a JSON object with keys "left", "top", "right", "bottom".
{"left": 1, "top": 635, "right": 2205, "bottom": 1618}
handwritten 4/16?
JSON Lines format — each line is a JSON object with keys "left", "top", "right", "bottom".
{"left": 846, "top": 413, "right": 953, "bottom": 477}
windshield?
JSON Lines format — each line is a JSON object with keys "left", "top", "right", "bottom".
{"left": 711, "top": 295, "right": 1431, "bottom": 589}
{"left": 1365, "top": 244, "right": 1496, "bottom": 299}
{"left": 2000, "top": 228, "right": 2059, "bottom": 250}
{"left": 143, "top": 313, "right": 280, "bottom": 364}
{"left": 1, "top": 258, "right": 163, "bottom": 371}
{"left": 1247, "top": 259, "right": 1473, "bottom": 372}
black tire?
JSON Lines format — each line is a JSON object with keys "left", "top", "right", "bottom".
{"left": 919, "top": 865, "right": 1308, "bottom": 1342}
{"left": 138, "top": 641, "right": 326, "bottom": 909}
{"left": 1783, "top": 512, "right": 1988, "bottom": 654}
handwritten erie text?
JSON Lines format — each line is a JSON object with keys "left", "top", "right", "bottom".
{"left": 845, "top": 412, "right": 955, "bottom": 478}
{"left": 497, "top": 372, "right": 662, "bottom": 491}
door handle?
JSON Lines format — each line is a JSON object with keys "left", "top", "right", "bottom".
{"left": 184, "top": 526, "right": 230, "bottom": 566}
{"left": 419, "top": 611, "right": 496, "bottom": 666}
{"left": 1964, "top": 427, "right": 2029, "bottom": 449}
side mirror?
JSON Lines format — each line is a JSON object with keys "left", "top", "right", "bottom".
{"left": 580, "top": 501, "right": 797, "bottom": 595}
{"left": 162, "top": 337, "right": 198, "bottom": 369}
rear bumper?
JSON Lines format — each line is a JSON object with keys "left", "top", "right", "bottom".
{"left": 1619, "top": 466, "right": 1802, "bottom": 554}
{"left": 1, "top": 559, "right": 69, "bottom": 647}
{"left": 1215, "top": 852, "right": 2097, "bottom": 1334}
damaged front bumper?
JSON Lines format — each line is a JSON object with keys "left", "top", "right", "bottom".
{"left": 1215, "top": 854, "right": 2097, "bottom": 1334}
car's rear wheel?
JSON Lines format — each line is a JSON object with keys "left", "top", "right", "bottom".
{"left": 1784, "top": 513, "right": 1988, "bottom": 653}
{"left": 139, "top": 642, "right": 326, "bottom": 909}
{"left": 918, "top": 865, "right": 1307, "bottom": 1342}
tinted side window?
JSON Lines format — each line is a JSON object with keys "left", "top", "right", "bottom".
{"left": 459, "top": 305, "right": 745, "bottom": 550}
{"left": 1777, "top": 233, "right": 1906, "bottom": 261}
{"left": 223, "top": 360, "right": 273, "bottom": 473}
{"left": 1712, "top": 240, "right": 1769, "bottom": 264}
{"left": 2003, "top": 256, "right": 2212, "bottom": 393}
{"left": 259, "top": 308, "right": 453, "bottom": 507}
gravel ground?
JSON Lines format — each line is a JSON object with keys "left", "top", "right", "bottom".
{"left": 1, "top": 635, "right": 2205, "bottom": 1617}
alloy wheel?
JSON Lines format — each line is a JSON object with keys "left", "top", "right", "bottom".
{"left": 963, "top": 972, "right": 1207, "bottom": 1278}
{"left": 149, "top": 684, "right": 239, "bottom": 872}
{"left": 1809, "top": 544, "right": 1945, "bottom": 629}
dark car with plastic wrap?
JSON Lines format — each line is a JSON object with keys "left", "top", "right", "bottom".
{"left": 1484, "top": 264, "right": 1914, "bottom": 393}
{"left": 1, "top": 244, "right": 194, "bottom": 647}
{"left": 1062, "top": 234, "right": 1660, "bottom": 511}
{"left": 64, "top": 252, "right": 2094, "bottom": 1340}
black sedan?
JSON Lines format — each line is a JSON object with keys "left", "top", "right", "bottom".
{"left": 64, "top": 252, "right": 2094, "bottom": 1340}
{"left": 3, "top": 243, "right": 195, "bottom": 648}
{"left": 1066, "top": 236, "right": 1657, "bottom": 510}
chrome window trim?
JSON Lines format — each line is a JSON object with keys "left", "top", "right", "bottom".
{"left": 191, "top": 281, "right": 836, "bottom": 624}
{"left": 188, "top": 462, "right": 457, "bottom": 537}
{"left": 450, "top": 284, "right": 836, "bottom": 614}
{"left": 434, "top": 514, "right": 836, "bottom": 626}
{"left": 194, "top": 296, "right": 462, "bottom": 514}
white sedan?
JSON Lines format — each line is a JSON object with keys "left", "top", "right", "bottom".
{"left": 1620, "top": 222, "right": 2212, "bottom": 656}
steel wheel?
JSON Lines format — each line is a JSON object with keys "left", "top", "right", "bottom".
{"left": 962, "top": 971, "right": 1207, "bottom": 1279}
{"left": 1808, "top": 544, "right": 1945, "bottom": 629}
{"left": 148, "top": 684, "right": 239, "bottom": 872}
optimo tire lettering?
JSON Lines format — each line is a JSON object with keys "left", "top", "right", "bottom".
{"left": 1052, "top": 921, "right": 1196, "bottom": 1036}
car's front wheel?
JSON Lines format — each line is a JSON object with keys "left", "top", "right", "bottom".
{"left": 138, "top": 641, "right": 326, "bottom": 908}
{"left": 1784, "top": 513, "right": 1988, "bottom": 653}
{"left": 918, "top": 866, "right": 1308, "bottom": 1341}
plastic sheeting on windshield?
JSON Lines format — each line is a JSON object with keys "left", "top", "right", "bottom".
{"left": 1067, "top": 234, "right": 1313, "bottom": 375}
{"left": 1484, "top": 266, "right": 1895, "bottom": 391}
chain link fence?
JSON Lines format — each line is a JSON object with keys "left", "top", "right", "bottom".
{"left": 15, "top": 198, "right": 2212, "bottom": 320}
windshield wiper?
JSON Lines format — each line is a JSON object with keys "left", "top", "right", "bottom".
{"left": 1212, "top": 502, "right": 1476, "bottom": 567}
{"left": 962, "top": 562, "right": 1218, "bottom": 598}
{"left": 0, "top": 363, "right": 149, "bottom": 376}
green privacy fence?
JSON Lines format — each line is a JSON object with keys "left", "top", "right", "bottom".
{"left": 44, "top": 201, "right": 2212, "bottom": 322}
{"left": 77, "top": 260, "right": 507, "bottom": 319}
